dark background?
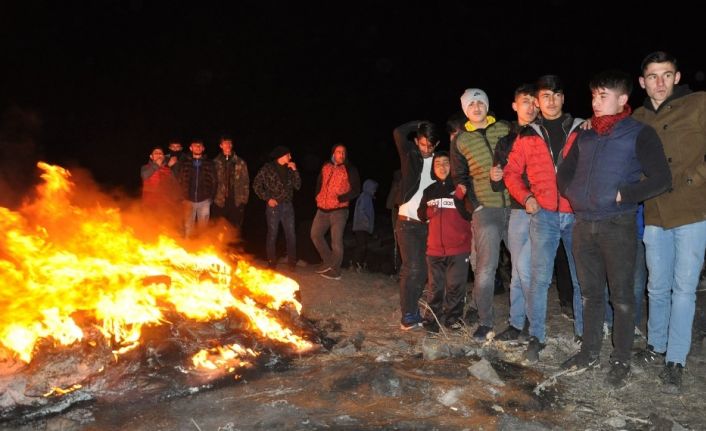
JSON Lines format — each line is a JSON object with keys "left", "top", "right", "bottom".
{"left": 1, "top": 1, "right": 704, "bottom": 261}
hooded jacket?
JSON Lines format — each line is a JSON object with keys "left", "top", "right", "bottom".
{"left": 418, "top": 153, "right": 472, "bottom": 257}
{"left": 314, "top": 146, "right": 361, "bottom": 211}
{"left": 353, "top": 179, "right": 378, "bottom": 233}
{"left": 632, "top": 85, "right": 706, "bottom": 228}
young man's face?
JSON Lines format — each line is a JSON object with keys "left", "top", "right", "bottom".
{"left": 591, "top": 87, "right": 628, "bottom": 117}
{"left": 415, "top": 137, "right": 437, "bottom": 158}
{"left": 433, "top": 156, "right": 450, "bottom": 180}
{"left": 332, "top": 145, "right": 346, "bottom": 165}
{"left": 536, "top": 89, "right": 564, "bottom": 120}
{"left": 464, "top": 100, "right": 488, "bottom": 125}
{"left": 276, "top": 153, "right": 291, "bottom": 165}
{"left": 150, "top": 148, "right": 165, "bottom": 164}
{"left": 190, "top": 142, "right": 205, "bottom": 156}
{"left": 639, "top": 61, "right": 680, "bottom": 108}
{"left": 512, "top": 93, "right": 538, "bottom": 126}
{"left": 220, "top": 139, "right": 233, "bottom": 155}
{"left": 168, "top": 142, "right": 182, "bottom": 152}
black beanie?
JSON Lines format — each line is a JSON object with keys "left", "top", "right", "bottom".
{"left": 269, "top": 145, "right": 291, "bottom": 159}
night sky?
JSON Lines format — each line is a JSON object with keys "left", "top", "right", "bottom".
{"left": 1, "top": 1, "right": 704, "bottom": 208}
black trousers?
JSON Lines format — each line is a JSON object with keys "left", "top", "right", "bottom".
{"left": 572, "top": 213, "right": 636, "bottom": 363}
{"left": 422, "top": 253, "right": 469, "bottom": 325}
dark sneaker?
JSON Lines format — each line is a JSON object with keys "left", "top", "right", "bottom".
{"left": 525, "top": 336, "right": 545, "bottom": 363}
{"left": 464, "top": 308, "right": 479, "bottom": 325}
{"left": 315, "top": 265, "right": 332, "bottom": 274}
{"left": 320, "top": 269, "right": 342, "bottom": 280}
{"left": 422, "top": 320, "right": 440, "bottom": 333}
{"left": 633, "top": 344, "right": 665, "bottom": 365}
{"left": 473, "top": 325, "right": 494, "bottom": 341}
{"left": 561, "top": 352, "right": 600, "bottom": 371}
{"left": 659, "top": 362, "right": 684, "bottom": 394}
{"left": 400, "top": 321, "right": 421, "bottom": 331}
{"left": 400, "top": 312, "right": 422, "bottom": 331}
{"left": 606, "top": 360, "right": 631, "bottom": 388}
{"left": 495, "top": 325, "right": 522, "bottom": 341}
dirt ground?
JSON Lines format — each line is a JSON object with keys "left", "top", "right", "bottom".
{"left": 4, "top": 263, "right": 706, "bottom": 431}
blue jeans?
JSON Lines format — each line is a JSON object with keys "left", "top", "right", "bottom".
{"left": 396, "top": 220, "right": 428, "bottom": 322}
{"left": 507, "top": 209, "right": 530, "bottom": 330}
{"left": 470, "top": 207, "right": 509, "bottom": 327}
{"left": 265, "top": 202, "right": 297, "bottom": 266}
{"left": 527, "top": 209, "right": 582, "bottom": 342}
{"left": 310, "top": 208, "right": 349, "bottom": 274}
{"left": 604, "top": 238, "right": 647, "bottom": 328}
{"left": 644, "top": 220, "right": 706, "bottom": 365}
{"left": 183, "top": 199, "right": 211, "bottom": 238}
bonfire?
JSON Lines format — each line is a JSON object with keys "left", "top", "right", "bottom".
{"left": 0, "top": 162, "right": 314, "bottom": 422}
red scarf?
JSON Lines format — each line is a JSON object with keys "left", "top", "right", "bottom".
{"left": 591, "top": 104, "right": 632, "bottom": 135}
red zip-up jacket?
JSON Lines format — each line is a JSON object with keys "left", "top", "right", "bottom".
{"left": 504, "top": 120, "right": 580, "bottom": 213}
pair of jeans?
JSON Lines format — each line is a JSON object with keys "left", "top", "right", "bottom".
{"left": 310, "top": 208, "right": 349, "bottom": 275}
{"left": 183, "top": 199, "right": 211, "bottom": 238}
{"left": 604, "top": 238, "right": 647, "bottom": 328}
{"left": 527, "top": 209, "right": 582, "bottom": 342}
{"left": 644, "top": 220, "right": 706, "bottom": 365}
{"left": 573, "top": 213, "right": 636, "bottom": 363}
{"left": 395, "top": 219, "right": 428, "bottom": 322}
{"left": 507, "top": 209, "right": 530, "bottom": 330}
{"left": 265, "top": 202, "right": 297, "bottom": 266}
{"left": 423, "top": 253, "right": 469, "bottom": 325}
{"left": 470, "top": 207, "right": 509, "bottom": 328}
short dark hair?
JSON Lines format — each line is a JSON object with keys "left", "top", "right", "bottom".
{"left": 220, "top": 135, "right": 233, "bottom": 143}
{"left": 417, "top": 121, "right": 442, "bottom": 145}
{"left": 640, "top": 51, "right": 678, "bottom": 74}
{"left": 536, "top": 75, "right": 564, "bottom": 94}
{"left": 514, "top": 83, "right": 537, "bottom": 99}
{"left": 446, "top": 111, "right": 467, "bottom": 134}
{"left": 589, "top": 70, "right": 633, "bottom": 97}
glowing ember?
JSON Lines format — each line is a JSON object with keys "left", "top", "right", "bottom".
{"left": 0, "top": 162, "right": 313, "bottom": 368}
{"left": 191, "top": 343, "right": 258, "bottom": 372}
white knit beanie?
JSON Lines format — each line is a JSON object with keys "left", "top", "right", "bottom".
{"left": 460, "top": 88, "right": 489, "bottom": 114}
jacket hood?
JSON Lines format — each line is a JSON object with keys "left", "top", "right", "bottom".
{"left": 362, "top": 179, "right": 378, "bottom": 195}
{"left": 430, "top": 151, "right": 450, "bottom": 181}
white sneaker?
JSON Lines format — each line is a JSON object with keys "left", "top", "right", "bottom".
{"left": 315, "top": 266, "right": 332, "bottom": 274}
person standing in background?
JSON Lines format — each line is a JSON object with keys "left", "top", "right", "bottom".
{"left": 174, "top": 140, "right": 217, "bottom": 238}
{"left": 213, "top": 135, "right": 249, "bottom": 232}
{"left": 352, "top": 179, "right": 379, "bottom": 272}
{"left": 253, "top": 146, "right": 301, "bottom": 270}
{"left": 310, "top": 144, "right": 361, "bottom": 280}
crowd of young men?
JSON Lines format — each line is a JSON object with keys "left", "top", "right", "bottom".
{"left": 393, "top": 51, "right": 705, "bottom": 392}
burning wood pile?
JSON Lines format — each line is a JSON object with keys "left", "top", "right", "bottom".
{"left": 0, "top": 163, "right": 315, "bottom": 423}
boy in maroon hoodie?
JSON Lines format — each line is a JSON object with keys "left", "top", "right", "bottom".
{"left": 418, "top": 151, "right": 473, "bottom": 332}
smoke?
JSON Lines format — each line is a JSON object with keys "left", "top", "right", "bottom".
{"left": 0, "top": 106, "right": 43, "bottom": 208}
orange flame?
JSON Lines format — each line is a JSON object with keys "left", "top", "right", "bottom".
{"left": 0, "top": 162, "right": 312, "bottom": 366}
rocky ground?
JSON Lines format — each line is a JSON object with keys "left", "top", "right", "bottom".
{"left": 3, "top": 263, "right": 706, "bottom": 431}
